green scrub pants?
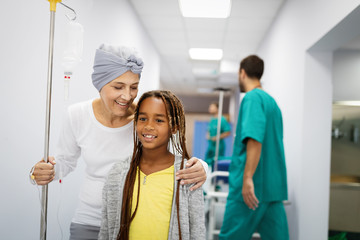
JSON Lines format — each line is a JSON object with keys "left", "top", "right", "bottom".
{"left": 219, "top": 200, "right": 289, "bottom": 240}
{"left": 205, "top": 140, "right": 225, "bottom": 167}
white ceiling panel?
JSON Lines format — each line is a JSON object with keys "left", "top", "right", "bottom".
{"left": 150, "top": 30, "right": 187, "bottom": 45}
{"left": 140, "top": 16, "right": 184, "bottom": 31}
{"left": 129, "top": 0, "right": 286, "bottom": 94}
{"left": 191, "top": 60, "right": 220, "bottom": 69}
{"left": 223, "top": 42, "right": 257, "bottom": 52}
{"left": 222, "top": 50, "right": 256, "bottom": 62}
{"left": 157, "top": 42, "right": 188, "bottom": 56}
{"left": 224, "top": 32, "right": 264, "bottom": 49}
{"left": 227, "top": 17, "right": 274, "bottom": 32}
{"left": 188, "top": 41, "right": 223, "bottom": 49}
{"left": 184, "top": 18, "right": 228, "bottom": 32}
{"left": 187, "top": 32, "right": 224, "bottom": 47}
{"left": 130, "top": 0, "right": 181, "bottom": 16}
{"left": 230, "top": 0, "right": 284, "bottom": 18}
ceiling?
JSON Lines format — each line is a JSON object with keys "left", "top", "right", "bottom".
{"left": 129, "top": 0, "right": 285, "bottom": 95}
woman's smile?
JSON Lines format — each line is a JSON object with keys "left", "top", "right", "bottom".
{"left": 115, "top": 99, "right": 129, "bottom": 107}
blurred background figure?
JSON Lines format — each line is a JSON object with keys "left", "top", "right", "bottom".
{"left": 205, "top": 102, "right": 231, "bottom": 170}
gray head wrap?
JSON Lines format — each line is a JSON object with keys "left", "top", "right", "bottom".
{"left": 91, "top": 45, "right": 144, "bottom": 91}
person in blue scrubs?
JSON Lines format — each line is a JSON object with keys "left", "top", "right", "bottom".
{"left": 220, "top": 55, "right": 289, "bottom": 240}
{"left": 205, "top": 102, "right": 231, "bottom": 168}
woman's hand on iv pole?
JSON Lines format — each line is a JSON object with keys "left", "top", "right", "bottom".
{"left": 32, "top": 157, "right": 56, "bottom": 185}
{"left": 175, "top": 157, "right": 206, "bottom": 191}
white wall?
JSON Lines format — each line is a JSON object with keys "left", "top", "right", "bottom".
{"left": 257, "top": 1, "right": 360, "bottom": 239}
{"left": 0, "top": 0, "right": 160, "bottom": 239}
{"left": 333, "top": 49, "right": 360, "bottom": 101}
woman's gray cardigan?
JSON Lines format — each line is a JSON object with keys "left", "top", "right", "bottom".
{"left": 98, "top": 155, "right": 205, "bottom": 240}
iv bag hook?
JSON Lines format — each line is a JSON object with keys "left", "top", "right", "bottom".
{"left": 59, "top": 2, "right": 77, "bottom": 21}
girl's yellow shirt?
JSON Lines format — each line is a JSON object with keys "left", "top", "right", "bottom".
{"left": 129, "top": 165, "right": 174, "bottom": 240}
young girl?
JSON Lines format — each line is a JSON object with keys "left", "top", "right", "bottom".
{"left": 99, "top": 90, "right": 205, "bottom": 240}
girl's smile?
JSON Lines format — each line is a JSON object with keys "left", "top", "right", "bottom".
{"left": 142, "top": 134, "right": 157, "bottom": 142}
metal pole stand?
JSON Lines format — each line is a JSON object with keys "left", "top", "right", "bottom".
{"left": 40, "top": 1, "right": 61, "bottom": 239}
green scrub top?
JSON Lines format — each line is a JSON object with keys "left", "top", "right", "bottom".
{"left": 228, "top": 89, "right": 288, "bottom": 202}
{"left": 205, "top": 116, "right": 231, "bottom": 165}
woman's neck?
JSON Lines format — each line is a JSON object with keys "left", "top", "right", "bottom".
{"left": 92, "top": 98, "right": 133, "bottom": 128}
{"left": 140, "top": 148, "right": 174, "bottom": 175}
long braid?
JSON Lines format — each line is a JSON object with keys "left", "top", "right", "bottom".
{"left": 117, "top": 90, "right": 189, "bottom": 240}
{"left": 162, "top": 91, "right": 190, "bottom": 240}
{"left": 117, "top": 124, "right": 142, "bottom": 240}
{"left": 159, "top": 92, "right": 183, "bottom": 240}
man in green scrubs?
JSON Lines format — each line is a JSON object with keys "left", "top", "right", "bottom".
{"left": 219, "top": 55, "right": 289, "bottom": 240}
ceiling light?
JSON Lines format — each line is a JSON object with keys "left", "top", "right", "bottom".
{"left": 179, "top": 0, "right": 231, "bottom": 18}
{"left": 189, "top": 48, "right": 223, "bottom": 60}
{"left": 333, "top": 101, "right": 360, "bottom": 106}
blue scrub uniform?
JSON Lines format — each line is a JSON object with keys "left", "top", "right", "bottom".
{"left": 205, "top": 116, "right": 231, "bottom": 167}
{"left": 220, "top": 89, "right": 289, "bottom": 240}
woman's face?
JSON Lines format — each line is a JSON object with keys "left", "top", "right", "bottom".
{"left": 208, "top": 103, "right": 218, "bottom": 114}
{"left": 99, "top": 71, "right": 140, "bottom": 117}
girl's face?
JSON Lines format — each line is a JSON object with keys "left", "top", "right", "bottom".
{"left": 99, "top": 71, "right": 139, "bottom": 117}
{"left": 136, "top": 97, "right": 172, "bottom": 151}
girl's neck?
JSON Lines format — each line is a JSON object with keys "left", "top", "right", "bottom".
{"left": 140, "top": 148, "right": 174, "bottom": 175}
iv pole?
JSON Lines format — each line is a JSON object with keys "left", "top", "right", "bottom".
{"left": 40, "top": 1, "right": 61, "bottom": 239}
{"left": 212, "top": 87, "right": 230, "bottom": 173}
{"left": 40, "top": 1, "right": 76, "bottom": 239}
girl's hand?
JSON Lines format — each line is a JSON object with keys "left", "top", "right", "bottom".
{"left": 31, "top": 157, "right": 56, "bottom": 185}
{"left": 176, "top": 157, "right": 207, "bottom": 191}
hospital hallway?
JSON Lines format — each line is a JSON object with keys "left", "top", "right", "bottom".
{"left": 1, "top": 0, "right": 360, "bottom": 239}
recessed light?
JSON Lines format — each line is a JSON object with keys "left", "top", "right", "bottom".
{"left": 189, "top": 48, "right": 223, "bottom": 60}
{"left": 179, "top": 0, "right": 231, "bottom": 19}
{"left": 333, "top": 101, "right": 360, "bottom": 106}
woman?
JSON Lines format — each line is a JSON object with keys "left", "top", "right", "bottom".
{"left": 205, "top": 102, "right": 231, "bottom": 168}
{"left": 29, "top": 44, "right": 207, "bottom": 240}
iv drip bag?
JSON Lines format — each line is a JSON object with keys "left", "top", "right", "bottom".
{"left": 62, "top": 20, "right": 84, "bottom": 74}
{"left": 62, "top": 20, "right": 84, "bottom": 100}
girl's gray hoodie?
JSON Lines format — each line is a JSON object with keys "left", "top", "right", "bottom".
{"left": 98, "top": 155, "right": 206, "bottom": 240}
